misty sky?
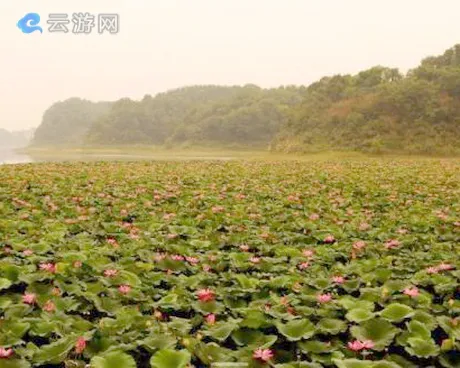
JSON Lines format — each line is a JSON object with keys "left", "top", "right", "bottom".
{"left": 1, "top": 0, "right": 460, "bottom": 131}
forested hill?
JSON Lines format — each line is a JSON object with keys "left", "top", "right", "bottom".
{"left": 31, "top": 45, "right": 460, "bottom": 154}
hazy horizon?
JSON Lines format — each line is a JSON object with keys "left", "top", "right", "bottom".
{"left": 2, "top": 0, "right": 460, "bottom": 131}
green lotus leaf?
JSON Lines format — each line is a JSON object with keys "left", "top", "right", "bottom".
{"left": 275, "top": 363, "right": 323, "bottom": 368}
{"left": 437, "top": 316, "right": 460, "bottom": 339}
{"left": 439, "top": 352, "right": 460, "bottom": 368}
{"left": 380, "top": 303, "right": 414, "bottom": 322}
{"left": 150, "top": 349, "right": 191, "bottom": 368}
{"left": 337, "top": 297, "right": 374, "bottom": 311}
{"left": 240, "top": 310, "right": 272, "bottom": 329}
{"left": 205, "top": 321, "right": 238, "bottom": 342}
{"left": 29, "top": 321, "right": 56, "bottom": 337}
{"left": 373, "top": 362, "right": 403, "bottom": 368}
{"left": 298, "top": 340, "right": 335, "bottom": 354}
{"left": 385, "top": 355, "right": 417, "bottom": 368}
{"left": 332, "top": 359, "right": 374, "bottom": 368}
{"left": 0, "top": 278, "right": 12, "bottom": 290}
{"left": 317, "top": 318, "right": 347, "bottom": 335}
{"left": 193, "top": 301, "right": 224, "bottom": 315}
{"left": 192, "top": 342, "right": 234, "bottom": 365}
{"left": 167, "top": 317, "right": 192, "bottom": 336}
{"left": 276, "top": 319, "right": 315, "bottom": 341}
{"left": 90, "top": 351, "right": 137, "bottom": 368}
{"left": 0, "top": 297, "right": 12, "bottom": 309}
{"left": 235, "top": 274, "right": 260, "bottom": 290}
{"left": 346, "top": 308, "right": 375, "bottom": 323}
{"left": 33, "top": 336, "right": 78, "bottom": 364}
{"left": 404, "top": 337, "right": 440, "bottom": 358}
{"left": 0, "top": 360, "right": 31, "bottom": 368}
{"left": 350, "top": 319, "right": 399, "bottom": 350}
{"left": 412, "top": 310, "right": 437, "bottom": 330}
{"left": 231, "top": 329, "right": 277, "bottom": 348}
{"left": 141, "top": 334, "right": 177, "bottom": 352}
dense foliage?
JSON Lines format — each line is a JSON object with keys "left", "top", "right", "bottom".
{"left": 32, "top": 99, "right": 111, "bottom": 146}
{"left": 0, "top": 159, "right": 459, "bottom": 367}
{"left": 31, "top": 45, "right": 460, "bottom": 153}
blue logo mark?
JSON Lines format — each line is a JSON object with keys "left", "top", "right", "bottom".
{"left": 17, "top": 13, "right": 43, "bottom": 34}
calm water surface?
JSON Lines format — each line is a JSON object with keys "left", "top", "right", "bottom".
{"left": 0, "top": 148, "right": 235, "bottom": 165}
{"left": 0, "top": 149, "right": 34, "bottom": 165}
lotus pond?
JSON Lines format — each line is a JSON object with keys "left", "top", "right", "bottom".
{"left": 0, "top": 159, "right": 459, "bottom": 368}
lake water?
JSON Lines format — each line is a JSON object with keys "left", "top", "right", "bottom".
{"left": 0, "top": 148, "right": 237, "bottom": 165}
{"left": 0, "top": 149, "right": 34, "bottom": 165}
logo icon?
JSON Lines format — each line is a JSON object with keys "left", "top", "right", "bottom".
{"left": 17, "top": 13, "right": 43, "bottom": 34}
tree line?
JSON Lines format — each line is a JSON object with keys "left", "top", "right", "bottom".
{"left": 32, "top": 45, "right": 460, "bottom": 154}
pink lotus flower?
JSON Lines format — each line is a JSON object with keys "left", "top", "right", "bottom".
{"left": 208, "top": 255, "right": 217, "bottom": 262}
{"left": 167, "top": 233, "right": 178, "bottom": 239}
{"left": 73, "top": 261, "right": 82, "bottom": 268}
{"left": 385, "top": 239, "right": 400, "bottom": 249}
{"left": 39, "top": 263, "right": 56, "bottom": 273}
{"left": 163, "top": 213, "right": 176, "bottom": 220}
{"left": 154, "top": 310, "right": 164, "bottom": 320}
{"left": 107, "top": 238, "right": 119, "bottom": 248}
{"left": 75, "top": 337, "right": 86, "bottom": 354}
{"left": 118, "top": 285, "right": 131, "bottom": 294}
{"left": 253, "top": 348, "right": 274, "bottom": 362}
{"left": 317, "top": 293, "right": 333, "bottom": 303}
{"left": 196, "top": 288, "right": 215, "bottom": 302}
{"left": 205, "top": 313, "right": 216, "bottom": 325}
{"left": 426, "top": 266, "right": 439, "bottom": 274}
{"left": 361, "top": 340, "right": 375, "bottom": 349}
{"left": 324, "top": 235, "right": 336, "bottom": 244}
{"left": 438, "top": 263, "right": 454, "bottom": 271}
{"left": 309, "top": 213, "right": 320, "bottom": 220}
{"left": 303, "top": 249, "right": 315, "bottom": 257}
{"left": 0, "top": 348, "right": 13, "bottom": 359}
{"left": 348, "top": 340, "right": 364, "bottom": 351}
{"left": 43, "top": 300, "right": 56, "bottom": 312}
{"left": 104, "top": 269, "right": 118, "bottom": 277}
{"left": 403, "top": 287, "right": 420, "bottom": 297}
{"left": 359, "top": 222, "right": 371, "bottom": 231}
{"left": 52, "top": 287, "right": 61, "bottom": 296}
{"left": 202, "top": 264, "right": 211, "bottom": 272}
{"left": 22, "top": 293, "right": 36, "bottom": 305}
{"left": 186, "top": 256, "right": 199, "bottom": 265}
{"left": 23, "top": 249, "right": 34, "bottom": 256}
{"left": 298, "top": 262, "right": 310, "bottom": 270}
{"left": 212, "top": 206, "right": 224, "bottom": 213}
{"left": 260, "top": 232, "right": 270, "bottom": 239}
{"left": 154, "top": 253, "right": 167, "bottom": 262}
{"left": 250, "top": 257, "right": 261, "bottom": 264}
{"left": 239, "top": 244, "right": 250, "bottom": 252}
{"left": 171, "top": 255, "right": 184, "bottom": 261}
{"left": 348, "top": 339, "right": 375, "bottom": 351}
{"left": 333, "top": 276, "right": 345, "bottom": 284}
{"left": 352, "top": 241, "right": 366, "bottom": 250}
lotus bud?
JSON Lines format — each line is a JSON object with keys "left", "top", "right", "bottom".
{"left": 441, "top": 339, "right": 454, "bottom": 351}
